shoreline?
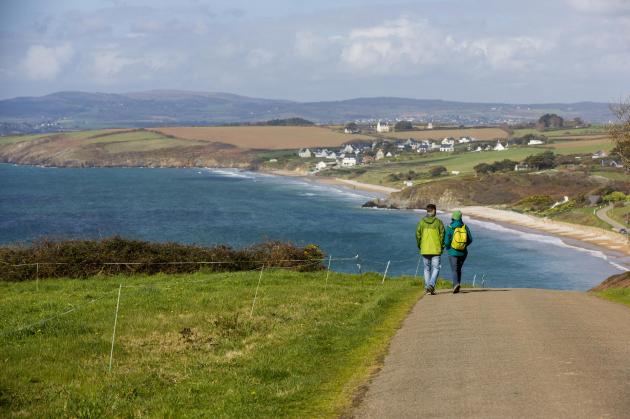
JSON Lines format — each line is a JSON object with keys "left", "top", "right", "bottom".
{"left": 458, "top": 206, "right": 630, "bottom": 261}
{"left": 261, "top": 168, "right": 629, "bottom": 267}
{"left": 262, "top": 169, "right": 400, "bottom": 198}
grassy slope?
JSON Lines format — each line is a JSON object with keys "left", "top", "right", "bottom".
{"left": 512, "top": 126, "right": 607, "bottom": 137}
{"left": 0, "top": 270, "right": 430, "bottom": 417}
{"left": 593, "top": 289, "right": 630, "bottom": 308}
{"left": 607, "top": 204, "right": 630, "bottom": 227}
{"left": 552, "top": 207, "right": 612, "bottom": 229}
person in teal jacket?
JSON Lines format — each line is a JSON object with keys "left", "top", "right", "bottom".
{"left": 416, "top": 203, "right": 445, "bottom": 295}
{"left": 443, "top": 210, "right": 473, "bottom": 294}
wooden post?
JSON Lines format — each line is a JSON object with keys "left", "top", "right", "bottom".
{"left": 109, "top": 283, "right": 122, "bottom": 373}
{"left": 382, "top": 260, "right": 391, "bottom": 284}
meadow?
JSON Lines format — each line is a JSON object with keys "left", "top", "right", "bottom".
{"left": 0, "top": 270, "right": 434, "bottom": 417}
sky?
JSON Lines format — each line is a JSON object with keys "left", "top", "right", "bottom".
{"left": 0, "top": 0, "right": 629, "bottom": 103}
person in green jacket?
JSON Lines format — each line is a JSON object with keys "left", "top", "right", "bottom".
{"left": 416, "top": 203, "right": 445, "bottom": 295}
{"left": 443, "top": 210, "right": 473, "bottom": 294}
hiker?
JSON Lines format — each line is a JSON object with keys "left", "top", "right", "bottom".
{"left": 444, "top": 210, "right": 473, "bottom": 294}
{"left": 416, "top": 203, "right": 445, "bottom": 295}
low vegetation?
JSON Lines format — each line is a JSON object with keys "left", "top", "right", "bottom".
{"left": 591, "top": 271, "right": 630, "bottom": 308}
{"left": 0, "top": 237, "right": 324, "bottom": 281}
{"left": 0, "top": 270, "right": 431, "bottom": 417}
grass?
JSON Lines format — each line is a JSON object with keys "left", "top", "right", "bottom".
{"left": 512, "top": 126, "right": 607, "bottom": 138}
{"left": 607, "top": 204, "right": 630, "bottom": 227}
{"left": 593, "top": 288, "right": 630, "bottom": 308}
{"left": 0, "top": 270, "right": 438, "bottom": 417}
{"left": 551, "top": 207, "right": 612, "bottom": 229}
{"left": 548, "top": 138, "right": 613, "bottom": 154}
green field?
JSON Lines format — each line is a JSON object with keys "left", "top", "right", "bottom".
{"left": 552, "top": 207, "right": 612, "bottom": 230}
{"left": 512, "top": 126, "right": 607, "bottom": 138}
{"left": 608, "top": 204, "right": 630, "bottom": 227}
{"left": 0, "top": 270, "right": 433, "bottom": 417}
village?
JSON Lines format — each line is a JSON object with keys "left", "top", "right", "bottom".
{"left": 295, "top": 120, "right": 518, "bottom": 173}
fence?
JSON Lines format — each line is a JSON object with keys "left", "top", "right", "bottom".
{"left": 0, "top": 254, "right": 490, "bottom": 372}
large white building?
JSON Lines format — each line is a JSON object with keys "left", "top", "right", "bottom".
{"left": 298, "top": 148, "right": 312, "bottom": 158}
{"left": 376, "top": 121, "right": 390, "bottom": 133}
{"left": 341, "top": 157, "right": 357, "bottom": 167}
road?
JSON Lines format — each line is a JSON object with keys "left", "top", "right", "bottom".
{"left": 596, "top": 204, "right": 627, "bottom": 232}
{"left": 353, "top": 288, "right": 630, "bottom": 418}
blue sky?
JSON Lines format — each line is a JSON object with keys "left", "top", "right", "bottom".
{"left": 1, "top": 0, "right": 629, "bottom": 102}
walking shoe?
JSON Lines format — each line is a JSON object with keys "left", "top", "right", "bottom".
{"left": 429, "top": 285, "right": 436, "bottom": 295}
{"left": 453, "top": 284, "right": 461, "bottom": 294}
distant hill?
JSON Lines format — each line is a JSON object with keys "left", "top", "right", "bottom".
{"left": 0, "top": 89, "right": 615, "bottom": 134}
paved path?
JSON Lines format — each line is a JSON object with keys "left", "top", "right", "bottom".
{"left": 353, "top": 289, "right": 630, "bottom": 418}
{"left": 596, "top": 204, "right": 627, "bottom": 232}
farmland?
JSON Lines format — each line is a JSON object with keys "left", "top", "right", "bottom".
{"left": 152, "top": 126, "right": 373, "bottom": 150}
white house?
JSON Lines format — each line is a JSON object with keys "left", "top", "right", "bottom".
{"left": 592, "top": 150, "right": 608, "bottom": 159}
{"left": 342, "top": 144, "right": 354, "bottom": 154}
{"left": 403, "top": 180, "right": 414, "bottom": 187}
{"left": 376, "top": 121, "right": 390, "bottom": 133}
{"left": 341, "top": 157, "right": 357, "bottom": 167}
{"left": 326, "top": 152, "right": 337, "bottom": 160}
{"left": 315, "top": 161, "right": 327, "bottom": 171}
{"left": 528, "top": 139, "right": 544, "bottom": 145}
{"left": 472, "top": 146, "right": 483, "bottom": 152}
{"left": 493, "top": 141, "right": 506, "bottom": 151}
{"left": 441, "top": 137, "right": 455, "bottom": 146}
{"left": 314, "top": 149, "right": 328, "bottom": 158}
{"left": 451, "top": 170, "right": 460, "bottom": 175}
{"left": 416, "top": 144, "right": 429, "bottom": 153}
{"left": 440, "top": 144, "right": 454, "bottom": 152}
{"left": 386, "top": 151, "right": 393, "bottom": 157}
{"left": 298, "top": 148, "right": 312, "bottom": 158}
{"left": 426, "top": 122, "right": 434, "bottom": 129}
{"left": 375, "top": 149, "right": 385, "bottom": 160}
{"left": 458, "top": 137, "right": 471, "bottom": 144}
{"left": 344, "top": 127, "right": 359, "bottom": 134}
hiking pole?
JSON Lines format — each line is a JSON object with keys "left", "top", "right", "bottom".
{"left": 472, "top": 274, "right": 477, "bottom": 288}
{"left": 382, "top": 260, "right": 390, "bottom": 284}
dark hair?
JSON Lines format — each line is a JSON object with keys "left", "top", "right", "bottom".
{"left": 426, "top": 204, "right": 436, "bottom": 211}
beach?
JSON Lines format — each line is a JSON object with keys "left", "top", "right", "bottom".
{"left": 266, "top": 170, "right": 629, "bottom": 267}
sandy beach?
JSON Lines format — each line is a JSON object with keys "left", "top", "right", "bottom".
{"left": 459, "top": 206, "right": 630, "bottom": 258}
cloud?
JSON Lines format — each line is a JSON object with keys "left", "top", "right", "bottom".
{"left": 22, "top": 43, "right": 74, "bottom": 80}
{"left": 339, "top": 17, "right": 442, "bottom": 73}
{"left": 90, "top": 49, "right": 137, "bottom": 83}
{"left": 565, "top": 0, "right": 630, "bottom": 14}
{"left": 463, "top": 37, "right": 553, "bottom": 71}
{"left": 247, "top": 48, "right": 275, "bottom": 67}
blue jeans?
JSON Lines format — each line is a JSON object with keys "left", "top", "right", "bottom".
{"left": 422, "top": 255, "right": 441, "bottom": 288}
{"left": 448, "top": 254, "right": 467, "bottom": 286}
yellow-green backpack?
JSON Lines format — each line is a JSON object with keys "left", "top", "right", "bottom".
{"left": 451, "top": 225, "right": 468, "bottom": 250}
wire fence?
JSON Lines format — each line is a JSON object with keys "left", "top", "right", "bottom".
{"left": 1, "top": 253, "right": 490, "bottom": 376}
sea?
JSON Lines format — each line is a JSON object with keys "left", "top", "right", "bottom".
{"left": 0, "top": 163, "right": 626, "bottom": 290}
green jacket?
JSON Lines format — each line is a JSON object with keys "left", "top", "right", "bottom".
{"left": 444, "top": 219, "right": 473, "bottom": 257}
{"left": 416, "top": 216, "right": 445, "bottom": 255}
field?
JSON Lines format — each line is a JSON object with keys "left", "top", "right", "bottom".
{"left": 152, "top": 126, "right": 374, "bottom": 150}
{"left": 608, "top": 204, "right": 630, "bottom": 227}
{"left": 0, "top": 270, "right": 429, "bottom": 417}
{"left": 512, "top": 126, "right": 607, "bottom": 138}
{"left": 376, "top": 127, "right": 508, "bottom": 141}
{"left": 548, "top": 137, "right": 613, "bottom": 154}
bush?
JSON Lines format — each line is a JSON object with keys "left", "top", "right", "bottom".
{"left": 514, "top": 195, "right": 554, "bottom": 212}
{"left": 429, "top": 166, "right": 447, "bottom": 177}
{"left": 603, "top": 191, "right": 627, "bottom": 203}
{"left": 0, "top": 237, "right": 325, "bottom": 281}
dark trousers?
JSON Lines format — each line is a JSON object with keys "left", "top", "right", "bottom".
{"left": 448, "top": 255, "right": 467, "bottom": 286}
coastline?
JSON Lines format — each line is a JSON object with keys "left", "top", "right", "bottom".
{"left": 263, "top": 169, "right": 400, "bottom": 198}
{"left": 458, "top": 206, "right": 630, "bottom": 260}
{"left": 261, "top": 168, "right": 629, "bottom": 267}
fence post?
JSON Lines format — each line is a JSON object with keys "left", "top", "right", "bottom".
{"left": 108, "top": 283, "right": 123, "bottom": 373}
{"left": 381, "top": 260, "right": 391, "bottom": 284}
{"left": 414, "top": 255, "right": 421, "bottom": 281}
{"left": 472, "top": 274, "right": 477, "bottom": 288}
{"left": 325, "top": 255, "right": 332, "bottom": 286}
{"left": 250, "top": 266, "right": 265, "bottom": 317}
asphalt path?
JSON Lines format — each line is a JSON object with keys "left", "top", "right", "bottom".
{"left": 353, "top": 288, "right": 630, "bottom": 418}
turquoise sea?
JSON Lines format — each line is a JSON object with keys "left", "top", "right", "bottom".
{"left": 0, "top": 164, "right": 625, "bottom": 290}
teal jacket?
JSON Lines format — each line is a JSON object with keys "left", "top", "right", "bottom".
{"left": 416, "top": 216, "right": 445, "bottom": 255}
{"left": 444, "top": 220, "right": 473, "bottom": 257}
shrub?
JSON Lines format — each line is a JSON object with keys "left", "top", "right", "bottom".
{"left": 603, "top": 191, "right": 627, "bottom": 202}
{"left": 0, "top": 237, "right": 325, "bottom": 282}
{"left": 429, "top": 165, "right": 447, "bottom": 177}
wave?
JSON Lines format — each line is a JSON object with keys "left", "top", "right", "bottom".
{"left": 466, "top": 218, "right": 628, "bottom": 271}
{"left": 203, "top": 168, "right": 254, "bottom": 179}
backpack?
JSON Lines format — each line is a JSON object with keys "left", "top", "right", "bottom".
{"left": 451, "top": 225, "right": 468, "bottom": 250}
